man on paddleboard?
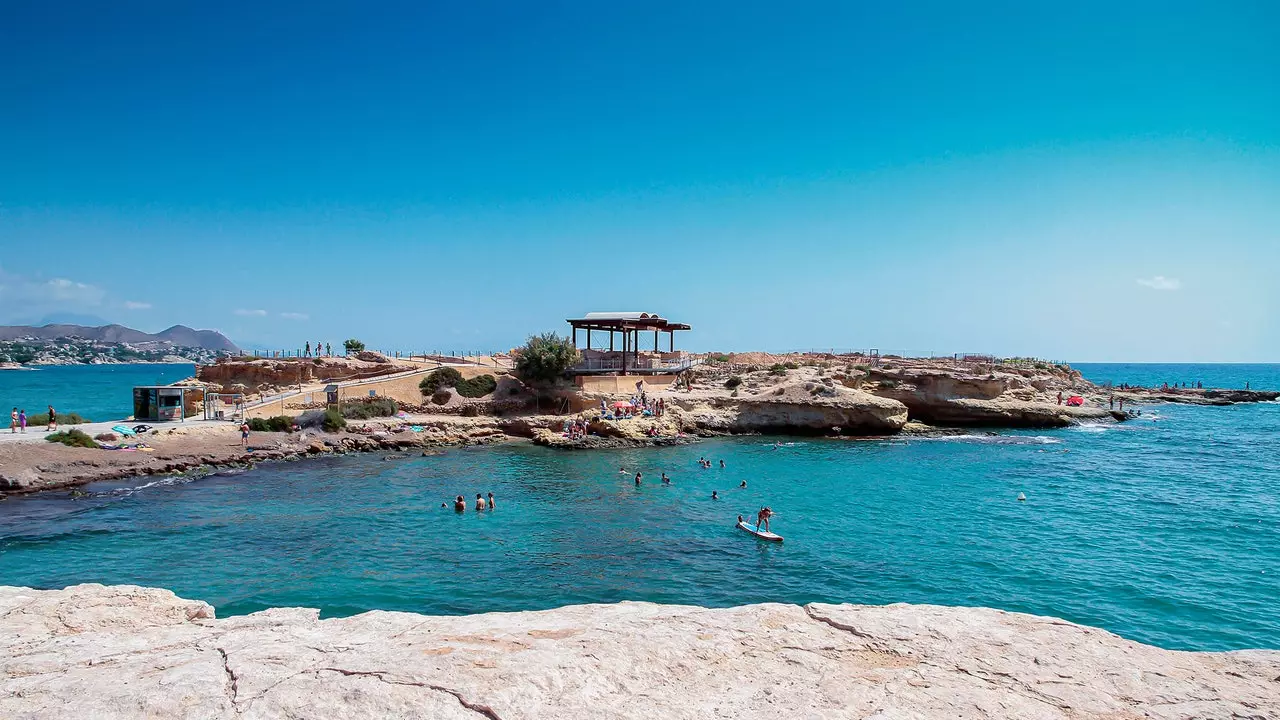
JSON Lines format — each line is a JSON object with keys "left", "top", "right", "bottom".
{"left": 756, "top": 507, "right": 774, "bottom": 532}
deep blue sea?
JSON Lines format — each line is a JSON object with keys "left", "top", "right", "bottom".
{"left": 0, "top": 364, "right": 196, "bottom": 421}
{"left": 0, "top": 363, "right": 1277, "bottom": 651}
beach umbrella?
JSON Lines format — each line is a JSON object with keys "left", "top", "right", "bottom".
{"left": 611, "top": 401, "right": 634, "bottom": 409}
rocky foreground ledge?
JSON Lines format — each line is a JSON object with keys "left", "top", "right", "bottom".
{"left": 2, "top": 585, "right": 1276, "bottom": 719}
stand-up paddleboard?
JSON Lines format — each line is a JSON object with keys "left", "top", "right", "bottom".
{"left": 737, "top": 520, "right": 783, "bottom": 542}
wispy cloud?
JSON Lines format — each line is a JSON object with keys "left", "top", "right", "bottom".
{"left": 44, "top": 277, "right": 106, "bottom": 305}
{"left": 0, "top": 268, "right": 108, "bottom": 323}
{"left": 234, "top": 308, "right": 268, "bottom": 317}
{"left": 124, "top": 300, "right": 152, "bottom": 310}
{"left": 280, "top": 312, "right": 310, "bottom": 320}
{"left": 1136, "top": 276, "right": 1181, "bottom": 291}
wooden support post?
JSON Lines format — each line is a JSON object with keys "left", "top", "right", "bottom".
{"left": 622, "top": 330, "right": 628, "bottom": 376}
{"left": 669, "top": 330, "right": 674, "bottom": 352}
{"left": 586, "top": 328, "right": 591, "bottom": 350}
{"left": 654, "top": 330, "right": 659, "bottom": 352}
{"left": 572, "top": 327, "right": 577, "bottom": 346}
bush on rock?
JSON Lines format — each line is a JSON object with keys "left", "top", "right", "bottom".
{"left": 45, "top": 429, "right": 97, "bottom": 448}
{"left": 455, "top": 374, "right": 497, "bottom": 398}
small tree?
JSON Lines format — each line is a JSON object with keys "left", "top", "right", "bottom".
{"left": 343, "top": 339, "right": 365, "bottom": 354}
{"left": 419, "top": 367, "right": 463, "bottom": 395}
{"left": 514, "top": 332, "right": 581, "bottom": 385}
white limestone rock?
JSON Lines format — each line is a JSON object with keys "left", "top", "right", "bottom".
{"left": 2, "top": 584, "right": 1277, "bottom": 719}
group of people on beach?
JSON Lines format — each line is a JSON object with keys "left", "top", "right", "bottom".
{"left": 10, "top": 405, "right": 55, "bottom": 433}
{"left": 447, "top": 492, "right": 496, "bottom": 512}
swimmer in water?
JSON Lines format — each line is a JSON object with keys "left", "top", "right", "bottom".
{"left": 739, "top": 480, "right": 747, "bottom": 488}
{"left": 454, "top": 495, "right": 466, "bottom": 512}
{"left": 635, "top": 471, "right": 642, "bottom": 486}
{"left": 475, "top": 493, "right": 486, "bottom": 511}
{"left": 619, "top": 466, "right": 626, "bottom": 474}
{"left": 711, "top": 490, "right": 719, "bottom": 500}
{"left": 737, "top": 514, "right": 744, "bottom": 525}
{"left": 487, "top": 492, "right": 495, "bottom": 509}
{"left": 661, "top": 473, "right": 670, "bottom": 484}
{"left": 719, "top": 459, "right": 725, "bottom": 469}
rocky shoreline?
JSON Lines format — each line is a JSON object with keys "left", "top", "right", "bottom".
{"left": 1, "top": 583, "right": 1276, "bottom": 719}
{"left": 4, "top": 354, "right": 1277, "bottom": 496}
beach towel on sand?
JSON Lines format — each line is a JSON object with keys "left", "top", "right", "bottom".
{"left": 111, "top": 425, "right": 137, "bottom": 437}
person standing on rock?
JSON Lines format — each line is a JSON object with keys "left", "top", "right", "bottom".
{"left": 18, "top": 409, "right": 26, "bottom": 433}
{"left": 1057, "top": 391, "right": 1063, "bottom": 405}
{"left": 240, "top": 421, "right": 250, "bottom": 446}
{"left": 10, "top": 408, "right": 17, "bottom": 434}
{"left": 1109, "top": 396, "right": 1114, "bottom": 410}
{"left": 47, "top": 405, "right": 57, "bottom": 431}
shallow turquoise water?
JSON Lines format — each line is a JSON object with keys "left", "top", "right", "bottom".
{"left": 2, "top": 398, "right": 1277, "bottom": 651}
{"left": 0, "top": 364, "right": 196, "bottom": 421}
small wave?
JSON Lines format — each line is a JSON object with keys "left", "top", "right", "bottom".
{"left": 94, "top": 475, "right": 197, "bottom": 498}
{"left": 916, "top": 434, "right": 1062, "bottom": 446}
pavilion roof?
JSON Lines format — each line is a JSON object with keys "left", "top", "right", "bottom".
{"left": 566, "top": 312, "right": 691, "bottom": 331}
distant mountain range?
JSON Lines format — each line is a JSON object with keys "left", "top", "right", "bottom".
{"left": 0, "top": 324, "right": 240, "bottom": 352}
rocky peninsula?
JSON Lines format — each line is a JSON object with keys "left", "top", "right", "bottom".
{"left": 1, "top": 583, "right": 1276, "bottom": 719}
{"left": 3, "top": 353, "right": 1276, "bottom": 495}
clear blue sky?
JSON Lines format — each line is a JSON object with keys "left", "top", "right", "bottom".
{"left": 2, "top": 1, "right": 1277, "bottom": 361}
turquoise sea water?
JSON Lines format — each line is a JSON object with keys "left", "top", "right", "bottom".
{"left": 1072, "top": 362, "right": 1280, "bottom": 391}
{"left": 0, "top": 364, "right": 196, "bottom": 421}
{"left": 0, "top": 364, "right": 1277, "bottom": 651}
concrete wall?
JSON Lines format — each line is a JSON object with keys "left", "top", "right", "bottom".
{"left": 575, "top": 374, "right": 677, "bottom": 395}
{"left": 242, "top": 366, "right": 508, "bottom": 416}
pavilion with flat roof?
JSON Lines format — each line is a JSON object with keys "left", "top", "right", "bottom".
{"left": 566, "top": 312, "right": 692, "bottom": 375}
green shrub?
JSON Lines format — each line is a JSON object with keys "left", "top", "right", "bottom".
{"left": 514, "top": 333, "right": 581, "bottom": 384}
{"left": 248, "top": 415, "right": 294, "bottom": 432}
{"left": 341, "top": 398, "right": 398, "bottom": 419}
{"left": 455, "top": 374, "right": 497, "bottom": 398}
{"left": 322, "top": 407, "right": 347, "bottom": 432}
{"left": 343, "top": 338, "right": 366, "bottom": 354}
{"left": 854, "top": 364, "right": 870, "bottom": 372}
{"left": 45, "top": 429, "right": 97, "bottom": 448}
{"left": 26, "top": 411, "right": 89, "bottom": 426}
{"left": 419, "top": 367, "right": 463, "bottom": 394}
{"left": 431, "top": 389, "right": 452, "bottom": 405}
{"left": 724, "top": 375, "right": 743, "bottom": 389}
{"left": 769, "top": 364, "right": 787, "bottom": 376}
{"left": 783, "top": 361, "right": 799, "bottom": 370}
